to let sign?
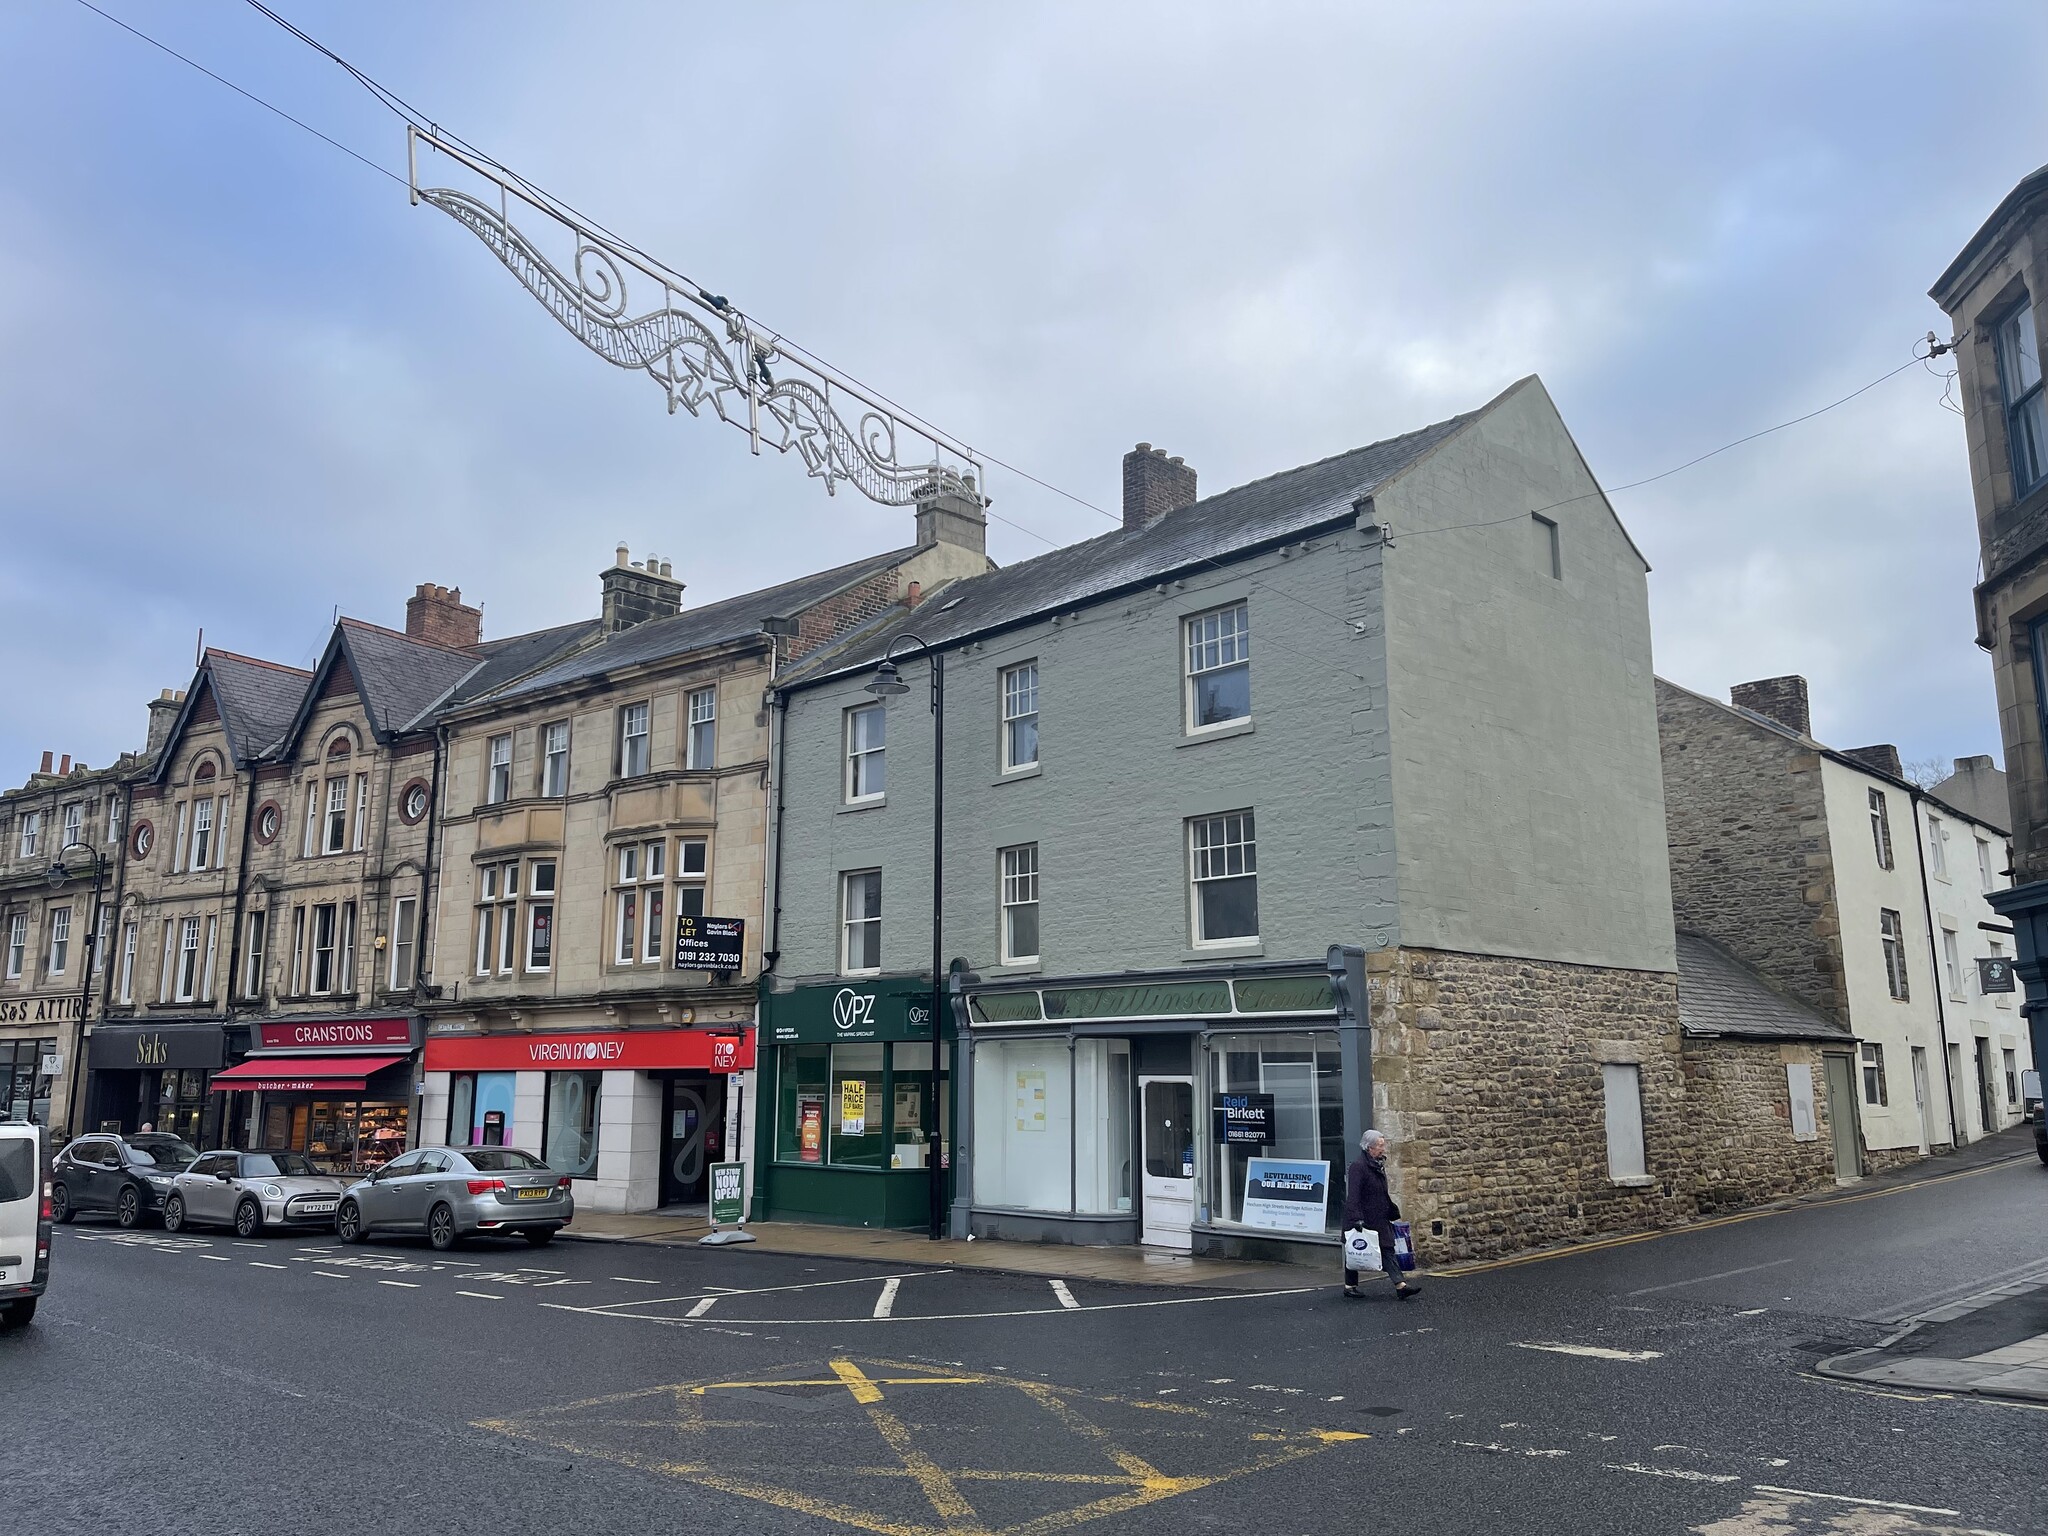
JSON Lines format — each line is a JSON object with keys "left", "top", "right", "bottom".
{"left": 1212, "top": 1092, "right": 1277, "bottom": 1146}
{"left": 675, "top": 915, "right": 746, "bottom": 972}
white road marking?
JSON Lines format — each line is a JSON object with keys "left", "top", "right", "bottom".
{"left": 232, "top": 1242, "right": 265, "bottom": 1249}
{"left": 1457, "top": 1441, "right": 1570, "bottom": 1458}
{"left": 1735, "top": 1307, "right": 1769, "bottom": 1316}
{"left": 313, "top": 1271, "right": 347, "bottom": 1279}
{"left": 199, "top": 1255, "right": 232, "bottom": 1262}
{"left": 686, "top": 1297, "right": 718, "bottom": 1318}
{"left": 585, "top": 1269, "right": 951, "bottom": 1310}
{"left": 873, "top": 1277, "right": 901, "bottom": 1319}
{"left": 1050, "top": 1279, "right": 1079, "bottom": 1310}
{"left": 1605, "top": 1464, "right": 1738, "bottom": 1483}
{"left": 1752, "top": 1485, "right": 1958, "bottom": 1517}
{"left": 540, "top": 1286, "right": 1321, "bottom": 1326}
{"left": 1762, "top": 1459, "right": 1790, "bottom": 1468}
{"left": 1512, "top": 1341, "right": 1664, "bottom": 1362}
{"left": 378, "top": 1280, "right": 421, "bottom": 1289}
{"left": 611, "top": 1276, "right": 662, "bottom": 1285}
{"left": 457, "top": 1291, "right": 502, "bottom": 1300}
{"left": 249, "top": 1262, "right": 287, "bottom": 1270}
{"left": 1625, "top": 1258, "right": 1793, "bottom": 1296}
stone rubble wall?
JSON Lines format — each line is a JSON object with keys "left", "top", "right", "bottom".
{"left": 1679, "top": 1038, "right": 1839, "bottom": 1211}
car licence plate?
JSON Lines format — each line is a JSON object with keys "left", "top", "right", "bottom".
{"left": 298, "top": 1200, "right": 338, "bottom": 1214}
{"left": 515, "top": 1186, "right": 553, "bottom": 1200}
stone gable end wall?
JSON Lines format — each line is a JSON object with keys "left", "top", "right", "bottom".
{"left": 1370, "top": 945, "right": 1690, "bottom": 1262}
{"left": 1680, "top": 1039, "right": 1838, "bottom": 1211}
{"left": 1657, "top": 682, "right": 1847, "bottom": 1023}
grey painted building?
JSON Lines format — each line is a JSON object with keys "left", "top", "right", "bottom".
{"left": 762, "top": 378, "right": 1688, "bottom": 1265}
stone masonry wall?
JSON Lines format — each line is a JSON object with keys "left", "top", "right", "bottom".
{"left": 1657, "top": 681, "right": 1848, "bottom": 1025}
{"left": 1680, "top": 1039, "right": 1838, "bottom": 1212}
{"left": 1368, "top": 946, "right": 1692, "bottom": 1262}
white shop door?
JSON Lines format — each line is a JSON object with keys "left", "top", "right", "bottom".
{"left": 1139, "top": 1075, "right": 1196, "bottom": 1250}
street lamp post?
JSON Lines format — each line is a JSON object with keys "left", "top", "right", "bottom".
{"left": 48, "top": 843, "right": 106, "bottom": 1143}
{"left": 865, "top": 635, "right": 947, "bottom": 1239}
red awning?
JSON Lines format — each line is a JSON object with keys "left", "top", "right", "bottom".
{"left": 208, "top": 1054, "right": 410, "bottom": 1093}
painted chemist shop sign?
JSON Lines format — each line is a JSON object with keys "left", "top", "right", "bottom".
{"left": 766, "top": 979, "right": 937, "bottom": 1045}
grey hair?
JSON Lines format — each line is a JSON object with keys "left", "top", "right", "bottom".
{"left": 1361, "top": 1129, "right": 1387, "bottom": 1152}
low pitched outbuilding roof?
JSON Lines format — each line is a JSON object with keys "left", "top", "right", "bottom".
{"left": 1675, "top": 931, "right": 1852, "bottom": 1044}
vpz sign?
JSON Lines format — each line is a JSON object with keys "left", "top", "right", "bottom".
{"left": 833, "top": 988, "right": 877, "bottom": 1032}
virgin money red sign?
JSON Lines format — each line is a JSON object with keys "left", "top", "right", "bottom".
{"left": 257, "top": 1017, "right": 416, "bottom": 1051}
{"left": 423, "top": 1028, "right": 754, "bottom": 1074}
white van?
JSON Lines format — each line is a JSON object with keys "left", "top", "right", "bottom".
{"left": 0, "top": 1122, "right": 50, "bottom": 1327}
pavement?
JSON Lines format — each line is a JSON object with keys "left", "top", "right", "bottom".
{"left": 11, "top": 1126, "right": 2046, "bottom": 1536}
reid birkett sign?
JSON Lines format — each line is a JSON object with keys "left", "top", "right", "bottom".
{"left": 1212, "top": 1092, "right": 1276, "bottom": 1146}
{"left": 675, "top": 915, "right": 746, "bottom": 972}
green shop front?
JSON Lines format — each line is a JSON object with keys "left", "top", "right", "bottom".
{"left": 957, "top": 964, "right": 1350, "bottom": 1263}
{"left": 752, "top": 978, "right": 950, "bottom": 1228}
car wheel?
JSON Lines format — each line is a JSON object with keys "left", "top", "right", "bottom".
{"left": 521, "top": 1228, "right": 555, "bottom": 1248}
{"left": 335, "top": 1201, "right": 364, "bottom": 1244}
{"left": 163, "top": 1194, "right": 187, "bottom": 1233}
{"left": 427, "top": 1202, "right": 458, "bottom": 1252}
{"left": 235, "top": 1199, "right": 262, "bottom": 1239}
{"left": 115, "top": 1185, "right": 142, "bottom": 1229}
{"left": 50, "top": 1183, "right": 73, "bottom": 1224}
{"left": 0, "top": 1298, "right": 35, "bottom": 1328}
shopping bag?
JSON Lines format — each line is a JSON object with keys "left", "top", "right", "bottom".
{"left": 1391, "top": 1219, "right": 1415, "bottom": 1272}
{"left": 1342, "top": 1225, "right": 1383, "bottom": 1273}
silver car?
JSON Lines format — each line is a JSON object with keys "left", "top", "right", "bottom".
{"left": 335, "top": 1145, "right": 572, "bottom": 1251}
{"left": 165, "top": 1150, "right": 351, "bottom": 1238}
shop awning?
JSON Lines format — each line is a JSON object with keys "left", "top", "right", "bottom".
{"left": 208, "top": 1055, "right": 411, "bottom": 1093}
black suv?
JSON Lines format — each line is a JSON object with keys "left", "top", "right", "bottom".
{"left": 51, "top": 1133, "right": 201, "bottom": 1228}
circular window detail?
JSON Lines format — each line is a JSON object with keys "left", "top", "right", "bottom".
{"left": 131, "top": 820, "right": 155, "bottom": 860}
{"left": 399, "top": 779, "right": 432, "bottom": 826}
{"left": 253, "top": 801, "right": 282, "bottom": 845}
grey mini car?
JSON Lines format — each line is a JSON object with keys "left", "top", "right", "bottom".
{"left": 335, "top": 1145, "right": 572, "bottom": 1250}
{"left": 164, "top": 1150, "right": 351, "bottom": 1237}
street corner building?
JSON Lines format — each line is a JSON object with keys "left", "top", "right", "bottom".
{"left": 764, "top": 377, "right": 1696, "bottom": 1265}
{"left": 1930, "top": 165, "right": 2048, "bottom": 1092}
{"left": 419, "top": 528, "right": 991, "bottom": 1214}
{"left": 1658, "top": 675, "right": 2033, "bottom": 1191}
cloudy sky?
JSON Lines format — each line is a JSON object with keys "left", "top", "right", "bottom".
{"left": 2, "top": 2, "right": 2042, "bottom": 783}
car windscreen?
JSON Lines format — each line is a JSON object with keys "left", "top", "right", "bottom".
{"left": 461, "top": 1148, "right": 548, "bottom": 1173}
{"left": 242, "top": 1153, "right": 319, "bottom": 1178}
{"left": 0, "top": 1139, "right": 35, "bottom": 1203}
{"left": 127, "top": 1140, "right": 200, "bottom": 1169}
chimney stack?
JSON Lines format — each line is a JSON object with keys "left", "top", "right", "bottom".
{"left": 38, "top": 751, "right": 52, "bottom": 775}
{"left": 1729, "top": 675, "right": 1811, "bottom": 737}
{"left": 58, "top": 754, "right": 71, "bottom": 776}
{"left": 914, "top": 478, "right": 988, "bottom": 559}
{"left": 1122, "top": 443, "right": 1197, "bottom": 530}
{"left": 405, "top": 583, "right": 484, "bottom": 652}
{"left": 601, "top": 546, "right": 687, "bottom": 634}
{"left": 146, "top": 689, "right": 185, "bottom": 756}
{"left": 1842, "top": 744, "right": 1904, "bottom": 780}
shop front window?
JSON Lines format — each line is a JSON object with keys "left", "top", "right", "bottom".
{"left": 544, "top": 1071, "right": 602, "bottom": 1177}
{"left": 972, "top": 1037, "right": 1131, "bottom": 1215}
{"left": 1, "top": 1037, "right": 57, "bottom": 1124}
{"left": 1204, "top": 1031, "right": 1345, "bottom": 1233}
{"left": 773, "top": 1041, "right": 943, "bottom": 1171}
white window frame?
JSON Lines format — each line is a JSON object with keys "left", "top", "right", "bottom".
{"left": 1001, "top": 662, "right": 1039, "bottom": 772}
{"left": 841, "top": 869, "right": 882, "bottom": 976}
{"left": 390, "top": 896, "right": 417, "bottom": 990}
{"left": 190, "top": 796, "right": 214, "bottom": 872}
{"left": 175, "top": 916, "right": 201, "bottom": 1003}
{"left": 322, "top": 777, "right": 349, "bottom": 855}
{"left": 1000, "top": 843, "right": 1040, "bottom": 965}
{"left": 4, "top": 914, "right": 24, "bottom": 980}
{"left": 243, "top": 910, "right": 267, "bottom": 1000}
{"left": 92, "top": 904, "right": 109, "bottom": 976}
{"left": 351, "top": 774, "right": 369, "bottom": 851}
{"left": 118, "top": 920, "right": 137, "bottom": 1004}
{"left": 1188, "top": 810, "right": 1259, "bottom": 947}
{"left": 158, "top": 919, "right": 175, "bottom": 1003}
{"left": 302, "top": 783, "right": 319, "bottom": 858}
{"left": 1184, "top": 601, "right": 1252, "bottom": 734}
{"left": 106, "top": 795, "right": 122, "bottom": 847}
{"left": 619, "top": 703, "right": 650, "bottom": 779}
{"left": 60, "top": 802, "right": 82, "bottom": 851}
{"left": 846, "top": 705, "right": 886, "bottom": 803}
{"left": 1861, "top": 1042, "right": 1889, "bottom": 1106}
{"left": 16, "top": 811, "right": 37, "bottom": 860}
{"left": 541, "top": 721, "right": 570, "bottom": 797}
{"left": 1942, "top": 927, "right": 1964, "bottom": 998}
{"left": 290, "top": 906, "right": 307, "bottom": 994}
{"left": 337, "top": 902, "right": 356, "bottom": 993}
{"left": 1879, "top": 908, "right": 1910, "bottom": 1001}
{"left": 47, "top": 905, "right": 70, "bottom": 977}
{"left": 310, "top": 903, "right": 338, "bottom": 995}
{"left": 200, "top": 915, "right": 219, "bottom": 1003}
{"left": 1927, "top": 815, "right": 1949, "bottom": 880}
{"left": 1977, "top": 837, "right": 1996, "bottom": 893}
{"left": 686, "top": 687, "right": 717, "bottom": 771}
{"left": 1867, "top": 788, "right": 1892, "bottom": 869}
{"left": 172, "top": 801, "right": 190, "bottom": 872}
{"left": 525, "top": 861, "right": 556, "bottom": 973}
{"left": 675, "top": 837, "right": 708, "bottom": 926}
{"left": 486, "top": 735, "right": 513, "bottom": 806}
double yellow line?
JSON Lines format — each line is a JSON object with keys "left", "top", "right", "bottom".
{"left": 1431, "top": 1152, "right": 2033, "bottom": 1278}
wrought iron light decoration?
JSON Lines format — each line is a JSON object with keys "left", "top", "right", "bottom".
{"left": 408, "top": 128, "right": 984, "bottom": 508}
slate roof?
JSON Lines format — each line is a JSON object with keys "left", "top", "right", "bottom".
{"left": 417, "top": 619, "right": 604, "bottom": 721}
{"left": 201, "top": 650, "right": 314, "bottom": 763}
{"left": 476, "top": 546, "right": 923, "bottom": 708}
{"left": 781, "top": 406, "right": 1483, "bottom": 686}
{"left": 335, "top": 621, "right": 480, "bottom": 741}
{"left": 1674, "top": 931, "right": 1852, "bottom": 1043}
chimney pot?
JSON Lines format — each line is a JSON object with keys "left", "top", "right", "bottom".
{"left": 616, "top": 543, "right": 631, "bottom": 568}
{"left": 906, "top": 580, "right": 923, "bottom": 607}
{"left": 1122, "top": 443, "right": 1198, "bottom": 530}
{"left": 1729, "top": 675, "right": 1811, "bottom": 738}
{"left": 659, "top": 560, "right": 673, "bottom": 578}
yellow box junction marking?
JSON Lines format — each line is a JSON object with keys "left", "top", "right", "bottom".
{"left": 474, "top": 1353, "right": 1369, "bottom": 1536}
